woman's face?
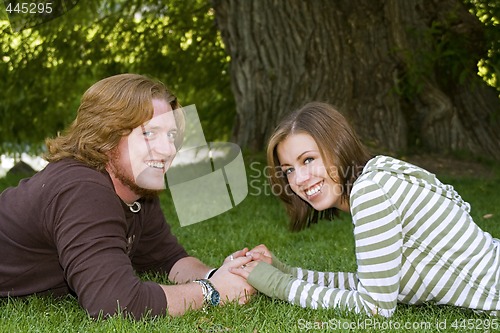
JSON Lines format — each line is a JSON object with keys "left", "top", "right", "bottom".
{"left": 276, "top": 132, "right": 349, "bottom": 212}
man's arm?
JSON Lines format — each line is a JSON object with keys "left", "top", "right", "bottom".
{"left": 168, "top": 256, "right": 212, "bottom": 284}
{"left": 168, "top": 248, "right": 251, "bottom": 284}
{"left": 162, "top": 255, "right": 255, "bottom": 316}
{"left": 159, "top": 282, "right": 205, "bottom": 316}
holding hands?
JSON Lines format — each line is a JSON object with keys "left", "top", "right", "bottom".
{"left": 209, "top": 248, "right": 255, "bottom": 305}
{"left": 228, "top": 244, "right": 273, "bottom": 280}
{"left": 203, "top": 245, "right": 273, "bottom": 307}
{"left": 209, "top": 243, "right": 277, "bottom": 308}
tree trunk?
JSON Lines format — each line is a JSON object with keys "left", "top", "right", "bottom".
{"left": 213, "top": 0, "right": 500, "bottom": 159}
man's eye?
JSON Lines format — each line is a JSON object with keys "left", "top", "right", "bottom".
{"left": 167, "top": 130, "right": 177, "bottom": 141}
{"left": 143, "top": 131, "right": 154, "bottom": 138}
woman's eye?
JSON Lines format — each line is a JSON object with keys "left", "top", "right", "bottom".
{"left": 283, "top": 168, "right": 294, "bottom": 176}
{"left": 304, "top": 157, "right": 314, "bottom": 164}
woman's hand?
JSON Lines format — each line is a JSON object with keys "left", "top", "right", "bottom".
{"left": 223, "top": 247, "right": 249, "bottom": 265}
{"left": 246, "top": 244, "right": 273, "bottom": 265}
{"left": 228, "top": 244, "right": 273, "bottom": 280}
{"left": 228, "top": 259, "right": 260, "bottom": 280}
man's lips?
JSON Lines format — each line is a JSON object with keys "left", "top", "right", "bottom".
{"left": 146, "top": 160, "right": 166, "bottom": 170}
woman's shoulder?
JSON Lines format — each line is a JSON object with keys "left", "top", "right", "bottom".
{"left": 361, "top": 155, "right": 434, "bottom": 178}
{"left": 354, "top": 155, "right": 442, "bottom": 198}
{"left": 364, "top": 155, "right": 412, "bottom": 170}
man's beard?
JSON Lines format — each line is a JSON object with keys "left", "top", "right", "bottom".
{"left": 114, "top": 168, "right": 162, "bottom": 199}
{"left": 108, "top": 150, "right": 162, "bottom": 199}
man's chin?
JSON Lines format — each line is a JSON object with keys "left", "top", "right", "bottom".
{"left": 127, "top": 182, "right": 163, "bottom": 199}
{"left": 135, "top": 188, "right": 163, "bottom": 199}
{"left": 115, "top": 171, "right": 163, "bottom": 199}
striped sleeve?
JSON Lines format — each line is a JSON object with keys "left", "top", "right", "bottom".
{"left": 247, "top": 178, "right": 402, "bottom": 317}
{"left": 350, "top": 178, "right": 403, "bottom": 317}
{"left": 247, "top": 262, "right": 365, "bottom": 312}
{"left": 272, "top": 255, "right": 358, "bottom": 289}
{"left": 293, "top": 268, "right": 358, "bottom": 290}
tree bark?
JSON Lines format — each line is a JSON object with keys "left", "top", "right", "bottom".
{"left": 213, "top": 0, "right": 500, "bottom": 159}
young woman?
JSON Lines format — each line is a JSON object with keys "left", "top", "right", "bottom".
{"left": 231, "top": 101, "right": 500, "bottom": 317}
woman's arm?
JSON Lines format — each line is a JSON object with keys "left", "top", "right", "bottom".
{"left": 248, "top": 244, "right": 358, "bottom": 290}
{"left": 235, "top": 179, "right": 403, "bottom": 317}
{"left": 289, "top": 267, "right": 358, "bottom": 290}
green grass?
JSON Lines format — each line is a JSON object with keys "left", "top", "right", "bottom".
{"left": 1, "top": 154, "right": 500, "bottom": 332}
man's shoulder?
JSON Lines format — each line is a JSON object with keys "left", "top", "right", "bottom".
{"left": 37, "top": 158, "right": 112, "bottom": 189}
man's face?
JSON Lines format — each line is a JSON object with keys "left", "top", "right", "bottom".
{"left": 109, "top": 99, "right": 178, "bottom": 197}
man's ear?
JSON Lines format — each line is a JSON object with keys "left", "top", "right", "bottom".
{"left": 103, "top": 148, "right": 116, "bottom": 173}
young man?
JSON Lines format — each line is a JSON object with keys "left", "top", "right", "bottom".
{"left": 0, "top": 74, "right": 254, "bottom": 319}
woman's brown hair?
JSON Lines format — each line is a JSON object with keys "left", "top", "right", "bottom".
{"left": 266, "top": 102, "right": 372, "bottom": 231}
{"left": 45, "top": 74, "right": 180, "bottom": 171}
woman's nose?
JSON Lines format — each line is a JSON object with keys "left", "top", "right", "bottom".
{"left": 293, "top": 166, "right": 310, "bottom": 185}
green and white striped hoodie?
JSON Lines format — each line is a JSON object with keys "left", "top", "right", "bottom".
{"left": 248, "top": 155, "right": 500, "bottom": 317}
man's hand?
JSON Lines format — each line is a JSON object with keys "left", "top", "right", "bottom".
{"left": 227, "top": 244, "right": 273, "bottom": 280}
{"left": 210, "top": 255, "right": 255, "bottom": 304}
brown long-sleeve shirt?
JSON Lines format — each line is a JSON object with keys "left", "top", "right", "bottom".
{"left": 0, "top": 158, "right": 188, "bottom": 318}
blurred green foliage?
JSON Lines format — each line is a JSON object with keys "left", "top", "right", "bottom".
{"left": 1, "top": 0, "right": 498, "bottom": 156}
{"left": 464, "top": 0, "right": 500, "bottom": 89}
{"left": 0, "top": 0, "right": 235, "bottom": 156}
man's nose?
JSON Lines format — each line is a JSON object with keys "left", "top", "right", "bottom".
{"left": 155, "top": 135, "right": 177, "bottom": 157}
